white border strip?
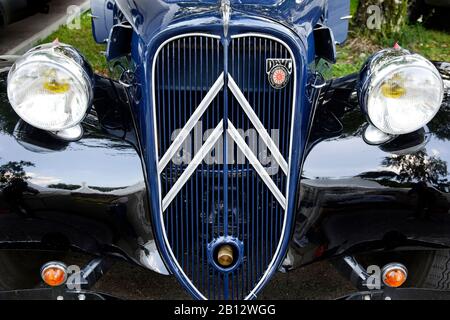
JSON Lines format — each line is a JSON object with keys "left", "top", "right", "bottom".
{"left": 228, "top": 75, "right": 289, "bottom": 176}
{"left": 158, "top": 73, "right": 224, "bottom": 174}
{"left": 228, "top": 120, "right": 286, "bottom": 210}
{"left": 162, "top": 120, "right": 224, "bottom": 211}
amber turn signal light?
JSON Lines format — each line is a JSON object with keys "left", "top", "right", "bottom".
{"left": 41, "top": 262, "right": 68, "bottom": 287}
{"left": 382, "top": 263, "right": 408, "bottom": 288}
{"left": 217, "top": 244, "right": 234, "bottom": 267}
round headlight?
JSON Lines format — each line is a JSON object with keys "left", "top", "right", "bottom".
{"left": 358, "top": 49, "right": 444, "bottom": 135}
{"left": 7, "top": 43, "right": 93, "bottom": 132}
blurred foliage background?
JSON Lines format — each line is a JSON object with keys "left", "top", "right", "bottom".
{"left": 39, "top": 0, "right": 450, "bottom": 78}
{"left": 332, "top": 0, "right": 449, "bottom": 77}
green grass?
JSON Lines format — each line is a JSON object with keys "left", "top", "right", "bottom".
{"left": 332, "top": 24, "right": 450, "bottom": 78}
{"left": 38, "top": 12, "right": 108, "bottom": 74}
{"left": 332, "top": 39, "right": 378, "bottom": 78}
{"left": 380, "top": 24, "right": 450, "bottom": 61}
{"left": 37, "top": 7, "right": 449, "bottom": 79}
{"left": 350, "top": 0, "right": 358, "bottom": 16}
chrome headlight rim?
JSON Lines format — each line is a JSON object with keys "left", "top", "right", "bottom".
{"left": 358, "top": 49, "right": 445, "bottom": 136}
{"left": 6, "top": 43, "right": 94, "bottom": 132}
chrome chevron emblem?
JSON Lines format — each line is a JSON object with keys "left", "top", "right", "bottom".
{"left": 227, "top": 119, "right": 286, "bottom": 209}
{"left": 159, "top": 73, "right": 289, "bottom": 211}
{"left": 162, "top": 120, "right": 224, "bottom": 211}
{"left": 227, "top": 75, "right": 288, "bottom": 175}
{"left": 157, "top": 73, "right": 225, "bottom": 175}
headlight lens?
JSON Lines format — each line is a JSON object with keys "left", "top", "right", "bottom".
{"left": 359, "top": 49, "right": 444, "bottom": 135}
{"left": 7, "top": 43, "right": 93, "bottom": 131}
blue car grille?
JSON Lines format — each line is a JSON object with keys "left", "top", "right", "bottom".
{"left": 153, "top": 33, "right": 295, "bottom": 299}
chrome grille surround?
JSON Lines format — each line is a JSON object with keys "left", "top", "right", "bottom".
{"left": 152, "top": 32, "right": 297, "bottom": 300}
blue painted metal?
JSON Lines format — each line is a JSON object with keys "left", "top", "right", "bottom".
{"left": 90, "top": 0, "right": 117, "bottom": 44}
{"left": 114, "top": 0, "right": 348, "bottom": 63}
{"left": 326, "top": 0, "right": 351, "bottom": 44}
{"left": 115, "top": 0, "right": 327, "bottom": 300}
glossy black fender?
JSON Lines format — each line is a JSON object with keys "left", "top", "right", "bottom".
{"left": 286, "top": 62, "right": 450, "bottom": 270}
{"left": 0, "top": 57, "right": 162, "bottom": 271}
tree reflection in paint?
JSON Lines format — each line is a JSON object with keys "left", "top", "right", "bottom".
{"left": 382, "top": 150, "right": 448, "bottom": 186}
{"left": 0, "top": 160, "right": 34, "bottom": 185}
{"left": 0, "top": 159, "right": 37, "bottom": 216}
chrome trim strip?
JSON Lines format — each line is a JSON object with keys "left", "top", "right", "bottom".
{"left": 141, "top": 240, "right": 170, "bottom": 275}
{"left": 227, "top": 120, "right": 286, "bottom": 210}
{"left": 228, "top": 75, "right": 289, "bottom": 176}
{"left": 162, "top": 120, "right": 224, "bottom": 211}
{"left": 231, "top": 33, "right": 297, "bottom": 301}
{"left": 158, "top": 73, "right": 224, "bottom": 174}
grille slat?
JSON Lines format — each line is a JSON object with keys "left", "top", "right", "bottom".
{"left": 153, "top": 33, "right": 295, "bottom": 300}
